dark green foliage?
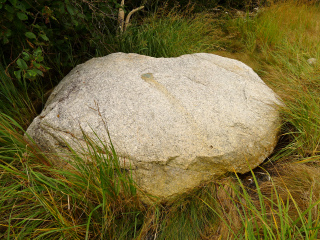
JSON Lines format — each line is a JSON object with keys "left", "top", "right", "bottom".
{"left": 1, "top": 0, "right": 118, "bottom": 78}
{"left": 0, "top": 0, "right": 120, "bottom": 127}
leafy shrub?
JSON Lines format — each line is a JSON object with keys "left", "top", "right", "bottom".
{"left": 0, "top": 0, "right": 119, "bottom": 81}
{"left": 0, "top": 0, "right": 121, "bottom": 126}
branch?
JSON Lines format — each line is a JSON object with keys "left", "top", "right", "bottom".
{"left": 117, "top": 0, "right": 125, "bottom": 32}
{"left": 124, "top": 6, "right": 144, "bottom": 32}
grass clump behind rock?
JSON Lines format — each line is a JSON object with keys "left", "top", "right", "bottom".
{"left": 114, "top": 5, "right": 222, "bottom": 57}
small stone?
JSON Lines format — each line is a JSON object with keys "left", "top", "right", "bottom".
{"left": 307, "top": 58, "right": 317, "bottom": 65}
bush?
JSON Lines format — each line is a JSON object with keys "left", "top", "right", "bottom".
{"left": 0, "top": 0, "right": 120, "bottom": 126}
{"left": 0, "top": 0, "right": 119, "bottom": 80}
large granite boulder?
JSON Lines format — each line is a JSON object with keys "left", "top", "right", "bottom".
{"left": 26, "top": 52, "right": 282, "bottom": 202}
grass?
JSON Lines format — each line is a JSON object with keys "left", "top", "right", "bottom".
{"left": 231, "top": 0, "right": 320, "bottom": 158}
{"left": 1, "top": 0, "right": 320, "bottom": 238}
{"left": 0, "top": 64, "right": 38, "bottom": 129}
{"left": 114, "top": 5, "right": 221, "bottom": 57}
{"left": 0, "top": 114, "right": 142, "bottom": 239}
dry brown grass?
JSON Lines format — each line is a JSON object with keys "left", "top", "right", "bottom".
{"left": 208, "top": 161, "right": 320, "bottom": 239}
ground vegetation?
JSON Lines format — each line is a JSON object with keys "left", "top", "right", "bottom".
{"left": 1, "top": 0, "right": 320, "bottom": 239}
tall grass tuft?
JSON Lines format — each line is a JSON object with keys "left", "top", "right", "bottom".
{"left": 0, "top": 64, "right": 38, "bottom": 129}
{"left": 0, "top": 113, "right": 144, "bottom": 239}
{"left": 202, "top": 163, "right": 320, "bottom": 239}
{"left": 113, "top": 6, "right": 223, "bottom": 57}
{"left": 231, "top": 0, "right": 320, "bottom": 159}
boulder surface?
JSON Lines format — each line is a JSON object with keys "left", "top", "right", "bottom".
{"left": 26, "top": 52, "right": 282, "bottom": 202}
